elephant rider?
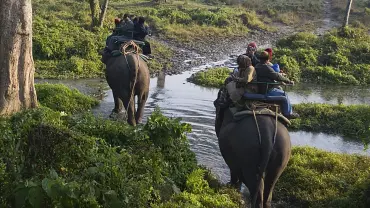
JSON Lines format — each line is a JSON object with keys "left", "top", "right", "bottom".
{"left": 255, "top": 51, "right": 299, "bottom": 119}
{"left": 226, "top": 55, "right": 258, "bottom": 107}
{"left": 133, "top": 16, "right": 152, "bottom": 57}
{"left": 243, "top": 42, "right": 260, "bottom": 67}
{"left": 119, "top": 14, "right": 134, "bottom": 38}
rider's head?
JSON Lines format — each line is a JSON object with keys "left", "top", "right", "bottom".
{"left": 237, "top": 55, "right": 252, "bottom": 68}
{"left": 133, "top": 17, "right": 138, "bottom": 24}
{"left": 258, "top": 51, "right": 270, "bottom": 64}
{"left": 123, "top": 14, "right": 129, "bottom": 19}
{"left": 246, "top": 42, "right": 257, "bottom": 56}
{"left": 138, "top": 16, "right": 145, "bottom": 25}
{"left": 264, "top": 48, "right": 273, "bottom": 61}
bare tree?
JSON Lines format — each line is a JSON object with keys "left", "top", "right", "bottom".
{"left": 89, "top": 0, "right": 110, "bottom": 28}
{"left": 89, "top": 0, "right": 100, "bottom": 28}
{"left": 98, "top": 0, "right": 110, "bottom": 28}
{"left": 0, "top": 0, "right": 37, "bottom": 116}
{"left": 343, "top": 0, "right": 354, "bottom": 27}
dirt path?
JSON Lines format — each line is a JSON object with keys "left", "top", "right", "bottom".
{"left": 151, "top": 0, "right": 341, "bottom": 76}
{"left": 315, "top": 0, "right": 341, "bottom": 35}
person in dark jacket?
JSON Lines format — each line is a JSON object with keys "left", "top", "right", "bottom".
{"left": 243, "top": 42, "right": 260, "bottom": 67}
{"left": 134, "top": 16, "right": 152, "bottom": 56}
{"left": 255, "top": 51, "right": 299, "bottom": 119}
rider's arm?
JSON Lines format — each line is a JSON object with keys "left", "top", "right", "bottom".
{"left": 265, "top": 66, "right": 291, "bottom": 83}
{"left": 235, "top": 66, "right": 255, "bottom": 84}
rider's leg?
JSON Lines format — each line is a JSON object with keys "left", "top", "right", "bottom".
{"left": 267, "top": 88, "right": 292, "bottom": 116}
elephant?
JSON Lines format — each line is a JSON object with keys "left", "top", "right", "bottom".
{"left": 104, "top": 52, "right": 150, "bottom": 126}
{"left": 214, "top": 90, "right": 291, "bottom": 208}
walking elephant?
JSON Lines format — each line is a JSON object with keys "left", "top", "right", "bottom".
{"left": 105, "top": 53, "right": 150, "bottom": 126}
{"left": 215, "top": 99, "right": 291, "bottom": 208}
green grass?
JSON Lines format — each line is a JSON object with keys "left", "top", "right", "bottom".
{"left": 187, "top": 67, "right": 232, "bottom": 88}
{"left": 291, "top": 103, "right": 370, "bottom": 142}
{"left": 275, "top": 146, "right": 370, "bottom": 208}
{"left": 190, "top": 27, "right": 370, "bottom": 86}
{"left": 332, "top": 0, "right": 370, "bottom": 28}
{"left": 0, "top": 103, "right": 244, "bottom": 207}
{"left": 35, "top": 83, "right": 99, "bottom": 114}
{"left": 274, "top": 27, "right": 370, "bottom": 85}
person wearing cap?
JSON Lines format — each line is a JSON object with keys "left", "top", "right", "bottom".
{"left": 243, "top": 42, "right": 260, "bottom": 67}
{"left": 255, "top": 51, "right": 299, "bottom": 119}
{"left": 264, "top": 48, "right": 274, "bottom": 66}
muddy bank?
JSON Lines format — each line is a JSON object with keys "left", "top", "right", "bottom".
{"left": 150, "top": 23, "right": 296, "bottom": 76}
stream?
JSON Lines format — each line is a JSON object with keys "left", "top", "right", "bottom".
{"left": 37, "top": 56, "right": 370, "bottom": 183}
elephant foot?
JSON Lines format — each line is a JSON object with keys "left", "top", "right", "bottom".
{"left": 109, "top": 110, "right": 127, "bottom": 122}
{"left": 226, "top": 181, "right": 242, "bottom": 191}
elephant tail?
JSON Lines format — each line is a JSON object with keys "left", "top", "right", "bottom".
{"left": 251, "top": 110, "right": 279, "bottom": 207}
{"left": 122, "top": 43, "right": 141, "bottom": 109}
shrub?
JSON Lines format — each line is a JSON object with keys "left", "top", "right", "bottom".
{"left": 275, "top": 147, "right": 370, "bottom": 207}
{"left": 275, "top": 55, "right": 301, "bottom": 82}
{"left": 291, "top": 103, "right": 370, "bottom": 140}
{"left": 0, "top": 107, "right": 203, "bottom": 207}
{"left": 275, "top": 27, "right": 370, "bottom": 84}
{"left": 187, "top": 67, "right": 232, "bottom": 88}
{"left": 35, "top": 83, "right": 99, "bottom": 114}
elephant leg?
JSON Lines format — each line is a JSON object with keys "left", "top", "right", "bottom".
{"left": 229, "top": 170, "right": 242, "bottom": 190}
{"left": 135, "top": 91, "right": 148, "bottom": 124}
{"left": 241, "top": 169, "right": 264, "bottom": 208}
{"left": 112, "top": 90, "right": 123, "bottom": 113}
{"left": 262, "top": 155, "right": 290, "bottom": 208}
{"left": 127, "top": 97, "right": 136, "bottom": 126}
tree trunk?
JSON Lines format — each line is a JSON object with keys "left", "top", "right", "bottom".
{"left": 98, "top": 0, "right": 110, "bottom": 28}
{"left": 343, "top": 0, "right": 353, "bottom": 27}
{"left": 89, "top": 0, "right": 100, "bottom": 28}
{"left": 0, "top": 0, "right": 37, "bottom": 116}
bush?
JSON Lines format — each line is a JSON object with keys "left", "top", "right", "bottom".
{"left": 152, "top": 168, "right": 242, "bottom": 208}
{"left": 275, "top": 147, "right": 370, "bottom": 207}
{"left": 0, "top": 106, "right": 209, "bottom": 207}
{"left": 274, "top": 27, "right": 370, "bottom": 85}
{"left": 275, "top": 55, "right": 301, "bottom": 82}
{"left": 187, "top": 67, "right": 232, "bottom": 88}
{"left": 35, "top": 83, "right": 99, "bottom": 114}
{"left": 291, "top": 103, "right": 370, "bottom": 140}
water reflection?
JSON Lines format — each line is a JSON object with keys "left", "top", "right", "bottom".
{"left": 34, "top": 69, "right": 370, "bottom": 183}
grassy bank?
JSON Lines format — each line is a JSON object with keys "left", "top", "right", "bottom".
{"left": 332, "top": 0, "right": 370, "bottom": 28}
{"left": 291, "top": 103, "right": 370, "bottom": 142}
{"left": 274, "top": 27, "right": 370, "bottom": 85}
{"left": 189, "top": 27, "right": 370, "bottom": 86}
{"left": 0, "top": 83, "right": 243, "bottom": 207}
{"left": 1, "top": 84, "right": 370, "bottom": 207}
{"left": 275, "top": 147, "right": 370, "bottom": 208}
{"left": 32, "top": 0, "right": 176, "bottom": 79}
{"left": 31, "top": 0, "right": 332, "bottom": 79}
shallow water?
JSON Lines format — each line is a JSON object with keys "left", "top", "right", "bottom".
{"left": 36, "top": 57, "right": 370, "bottom": 183}
{"left": 37, "top": 71, "right": 370, "bottom": 183}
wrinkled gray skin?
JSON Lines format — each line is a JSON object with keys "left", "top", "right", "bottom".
{"left": 215, "top": 105, "right": 291, "bottom": 208}
{"left": 105, "top": 53, "right": 150, "bottom": 126}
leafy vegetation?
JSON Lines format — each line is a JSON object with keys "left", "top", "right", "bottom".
{"left": 291, "top": 103, "right": 370, "bottom": 142}
{"left": 187, "top": 67, "right": 232, "bottom": 88}
{"left": 190, "top": 27, "right": 370, "bottom": 85}
{"left": 275, "top": 147, "right": 370, "bottom": 208}
{"left": 0, "top": 105, "right": 244, "bottom": 207}
{"left": 35, "top": 83, "right": 99, "bottom": 114}
{"left": 274, "top": 27, "right": 370, "bottom": 85}
{"left": 332, "top": 0, "right": 370, "bottom": 28}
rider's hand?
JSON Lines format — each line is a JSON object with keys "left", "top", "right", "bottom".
{"left": 290, "top": 80, "right": 295, "bottom": 85}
